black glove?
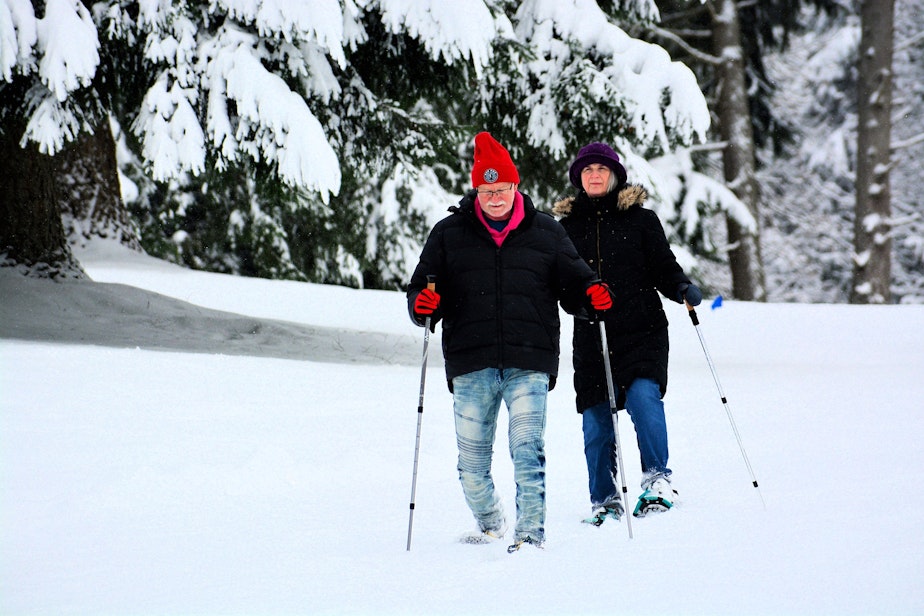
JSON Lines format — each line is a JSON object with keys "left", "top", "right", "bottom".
{"left": 677, "top": 282, "right": 703, "bottom": 306}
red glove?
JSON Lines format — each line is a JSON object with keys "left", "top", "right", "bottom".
{"left": 413, "top": 288, "right": 441, "bottom": 317}
{"left": 586, "top": 282, "right": 613, "bottom": 311}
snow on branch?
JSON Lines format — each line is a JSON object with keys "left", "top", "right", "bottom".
{"left": 376, "top": 0, "right": 500, "bottom": 74}
{"left": 36, "top": 0, "right": 99, "bottom": 101}
{"left": 202, "top": 28, "right": 340, "bottom": 200}
{"left": 892, "top": 132, "right": 924, "bottom": 152}
{"left": 644, "top": 23, "right": 721, "bottom": 66}
{"left": 3, "top": 0, "right": 99, "bottom": 153}
{"left": 214, "top": 0, "right": 352, "bottom": 68}
{"left": 133, "top": 71, "right": 206, "bottom": 181}
{"left": 22, "top": 85, "right": 88, "bottom": 154}
{"left": 128, "top": 7, "right": 342, "bottom": 200}
{"left": 0, "top": 0, "right": 38, "bottom": 81}
{"left": 647, "top": 149, "right": 756, "bottom": 237}
{"left": 515, "top": 0, "right": 710, "bottom": 152}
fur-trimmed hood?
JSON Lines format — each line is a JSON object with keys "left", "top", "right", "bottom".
{"left": 552, "top": 184, "right": 648, "bottom": 218}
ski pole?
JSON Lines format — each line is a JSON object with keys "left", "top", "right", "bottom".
{"left": 685, "top": 301, "right": 765, "bottom": 508}
{"left": 407, "top": 275, "right": 436, "bottom": 550}
{"left": 598, "top": 320, "right": 634, "bottom": 539}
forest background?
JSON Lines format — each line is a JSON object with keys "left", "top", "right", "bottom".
{"left": 1, "top": 0, "right": 922, "bottom": 304}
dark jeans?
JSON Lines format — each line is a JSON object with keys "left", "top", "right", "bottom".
{"left": 582, "top": 378, "right": 671, "bottom": 506}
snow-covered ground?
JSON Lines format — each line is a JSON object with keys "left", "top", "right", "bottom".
{"left": 2, "top": 241, "right": 923, "bottom": 615}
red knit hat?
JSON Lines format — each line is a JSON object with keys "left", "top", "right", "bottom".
{"left": 471, "top": 132, "right": 520, "bottom": 187}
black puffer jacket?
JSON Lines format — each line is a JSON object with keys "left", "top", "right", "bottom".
{"left": 407, "top": 190, "right": 597, "bottom": 391}
{"left": 553, "top": 185, "right": 690, "bottom": 412}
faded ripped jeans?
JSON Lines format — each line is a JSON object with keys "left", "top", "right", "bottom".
{"left": 452, "top": 368, "right": 548, "bottom": 543}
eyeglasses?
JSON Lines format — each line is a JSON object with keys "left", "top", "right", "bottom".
{"left": 476, "top": 185, "right": 515, "bottom": 198}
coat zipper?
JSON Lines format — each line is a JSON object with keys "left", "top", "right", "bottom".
{"left": 496, "top": 245, "right": 504, "bottom": 371}
{"left": 595, "top": 208, "right": 604, "bottom": 278}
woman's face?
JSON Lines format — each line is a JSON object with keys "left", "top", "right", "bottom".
{"left": 581, "top": 164, "right": 612, "bottom": 198}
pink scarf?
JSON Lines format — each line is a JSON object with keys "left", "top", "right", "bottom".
{"left": 474, "top": 191, "right": 525, "bottom": 247}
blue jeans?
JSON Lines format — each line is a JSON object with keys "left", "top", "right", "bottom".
{"left": 582, "top": 378, "right": 671, "bottom": 507}
{"left": 452, "top": 368, "right": 549, "bottom": 542}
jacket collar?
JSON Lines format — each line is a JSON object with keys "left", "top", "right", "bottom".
{"left": 452, "top": 189, "right": 538, "bottom": 223}
{"left": 552, "top": 184, "right": 648, "bottom": 218}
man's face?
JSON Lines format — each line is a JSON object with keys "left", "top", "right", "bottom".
{"left": 476, "top": 183, "right": 517, "bottom": 221}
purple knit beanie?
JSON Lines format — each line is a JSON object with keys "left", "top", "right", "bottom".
{"left": 568, "top": 142, "right": 628, "bottom": 189}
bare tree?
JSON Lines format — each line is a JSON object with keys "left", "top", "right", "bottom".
{"left": 710, "top": 0, "right": 766, "bottom": 301}
{"left": 647, "top": 0, "right": 768, "bottom": 301}
{"left": 851, "top": 0, "right": 895, "bottom": 303}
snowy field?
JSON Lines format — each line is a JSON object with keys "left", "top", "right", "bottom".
{"left": 2, "top": 240, "right": 923, "bottom": 616}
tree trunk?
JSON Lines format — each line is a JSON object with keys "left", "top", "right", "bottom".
{"left": 56, "top": 118, "right": 141, "bottom": 251}
{"left": 851, "top": 0, "right": 894, "bottom": 304}
{"left": 711, "top": 0, "right": 766, "bottom": 301}
{"left": 0, "top": 101, "right": 85, "bottom": 279}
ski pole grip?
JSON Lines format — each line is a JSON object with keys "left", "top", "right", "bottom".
{"left": 426, "top": 275, "right": 436, "bottom": 292}
{"left": 685, "top": 300, "right": 700, "bottom": 326}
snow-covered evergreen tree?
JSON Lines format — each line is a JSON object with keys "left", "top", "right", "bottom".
{"left": 116, "top": 0, "right": 722, "bottom": 289}
{"left": 3, "top": 0, "right": 720, "bottom": 290}
{"left": 323, "top": 0, "right": 717, "bottom": 287}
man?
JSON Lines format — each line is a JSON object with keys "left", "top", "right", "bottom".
{"left": 406, "top": 132, "right": 611, "bottom": 552}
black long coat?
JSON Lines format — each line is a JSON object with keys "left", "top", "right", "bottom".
{"left": 407, "top": 190, "right": 596, "bottom": 391}
{"left": 553, "top": 185, "right": 690, "bottom": 412}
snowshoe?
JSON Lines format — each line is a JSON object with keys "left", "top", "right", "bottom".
{"left": 459, "top": 519, "right": 507, "bottom": 544}
{"left": 633, "top": 477, "right": 678, "bottom": 518}
{"left": 506, "top": 536, "right": 544, "bottom": 553}
{"left": 582, "top": 502, "right": 624, "bottom": 526}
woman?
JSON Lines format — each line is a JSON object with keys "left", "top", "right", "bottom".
{"left": 553, "top": 142, "right": 703, "bottom": 523}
